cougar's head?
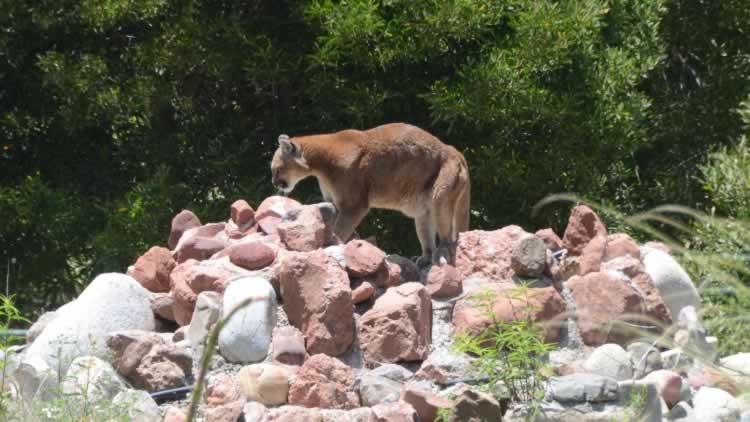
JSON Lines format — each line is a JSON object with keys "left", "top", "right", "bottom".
{"left": 271, "top": 134, "right": 310, "bottom": 194}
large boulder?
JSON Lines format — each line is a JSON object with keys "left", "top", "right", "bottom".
{"left": 425, "top": 264, "right": 462, "bottom": 298}
{"left": 218, "top": 276, "right": 277, "bottom": 363}
{"left": 511, "top": 234, "right": 547, "bottom": 278}
{"left": 562, "top": 205, "right": 608, "bottom": 255}
{"left": 358, "top": 372, "right": 403, "bottom": 406}
{"left": 23, "top": 273, "right": 155, "bottom": 376}
{"left": 344, "top": 239, "right": 387, "bottom": 278}
{"left": 287, "top": 354, "right": 360, "bottom": 409}
{"left": 107, "top": 330, "right": 193, "bottom": 392}
{"left": 566, "top": 272, "right": 645, "bottom": 346}
{"left": 61, "top": 356, "right": 127, "bottom": 403}
{"left": 359, "top": 282, "right": 432, "bottom": 367}
{"left": 278, "top": 250, "right": 354, "bottom": 356}
{"left": 693, "top": 387, "right": 742, "bottom": 422}
{"left": 112, "top": 389, "right": 161, "bottom": 422}
{"left": 583, "top": 343, "right": 633, "bottom": 381}
{"left": 127, "top": 246, "right": 176, "bottom": 293}
{"left": 455, "top": 226, "right": 526, "bottom": 280}
{"left": 641, "top": 246, "right": 701, "bottom": 322}
{"left": 255, "top": 196, "right": 302, "bottom": 235}
{"left": 277, "top": 204, "right": 336, "bottom": 252}
{"left": 452, "top": 283, "right": 565, "bottom": 343}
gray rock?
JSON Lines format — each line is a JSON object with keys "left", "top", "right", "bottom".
{"left": 546, "top": 373, "right": 619, "bottom": 402}
{"left": 23, "top": 273, "right": 155, "bottom": 375}
{"left": 583, "top": 343, "right": 634, "bottom": 381}
{"left": 358, "top": 372, "right": 403, "bottom": 406}
{"left": 370, "top": 363, "right": 414, "bottom": 383}
{"left": 26, "top": 311, "right": 58, "bottom": 344}
{"left": 415, "top": 348, "right": 472, "bottom": 384}
{"left": 511, "top": 234, "right": 547, "bottom": 277}
{"left": 720, "top": 352, "right": 750, "bottom": 385}
{"left": 186, "top": 291, "right": 221, "bottom": 346}
{"left": 641, "top": 246, "right": 700, "bottom": 320}
{"left": 13, "top": 355, "right": 58, "bottom": 401}
{"left": 218, "top": 276, "right": 277, "bottom": 363}
{"left": 668, "top": 401, "right": 694, "bottom": 421}
{"left": 662, "top": 349, "right": 692, "bottom": 371}
{"left": 628, "top": 342, "right": 663, "bottom": 379}
{"left": 112, "top": 389, "right": 161, "bottom": 422}
{"left": 676, "top": 306, "right": 716, "bottom": 360}
{"left": 693, "top": 387, "right": 741, "bottom": 422}
{"left": 61, "top": 356, "right": 127, "bottom": 403}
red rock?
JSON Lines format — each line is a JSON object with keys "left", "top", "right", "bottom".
{"left": 455, "top": 226, "right": 526, "bottom": 281}
{"left": 226, "top": 242, "right": 276, "bottom": 270}
{"left": 169, "top": 210, "right": 201, "bottom": 250}
{"left": 642, "top": 370, "right": 682, "bottom": 408}
{"left": 272, "top": 326, "right": 307, "bottom": 366}
{"left": 566, "top": 272, "right": 646, "bottom": 346}
{"left": 359, "top": 282, "right": 431, "bottom": 367}
{"left": 107, "top": 330, "right": 193, "bottom": 392}
{"left": 170, "top": 260, "right": 236, "bottom": 325}
{"left": 150, "top": 292, "right": 176, "bottom": 322}
{"left": 231, "top": 199, "right": 255, "bottom": 227}
{"left": 278, "top": 250, "right": 354, "bottom": 356}
{"left": 205, "top": 373, "right": 240, "bottom": 406}
{"left": 601, "top": 255, "right": 645, "bottom": 278}
{"left": 287, "top": 354, "right": 360, "bottom": 409}
{"left": 352, "top": 281, "right": 376, "bottom": 304}
{"left": 576, "top": 234, "right": 607, "bottom": 275}
{"left": 173, "top": 326, "right": 187, "bottom": 342}
{"left": 127, "top": 246, "right": 176, "bottom": 293}
{"left": 174, "top": 236, "right": 226, "bottom": 263}
{"left": 400, "top": 384, "right": 453, "bottom": 422}
{"left": 345, "top": 239, "right": 387, "bottom": 277}
{"left": 371, "top": 402, "right": 419, "bottom": 422}
{"left": 277, "top": 205, "right": 329, "bottom": 252}
{"left": 606, "top": 233, "right": 641, "bottom": 261}
{"left": 425, "top": 265, "right": 462, "bottom": 298}
{"left": 631, "top": 273, "right": 673, "bottom": 328}
{"left": 204, "top": 399, "right": 245, "bottom": 422}
{"left": 385, "top": 262, "right": 404, "bottom": 287}
{"left": 452, "top": 283, "right": 566, "bottom": 343}
{"left": 562, "top": 205, "right": 608, "bottom": 255}
{"left": 535, "top": 228, "right": 564, "bottom": 252}
{"left": 163, "top": 406, "right": 187, "bottom": 422}
{"left": 256, "top": 196, "right": 302, "bottom": 235}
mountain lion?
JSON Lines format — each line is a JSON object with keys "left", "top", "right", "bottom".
{"left": 270, "top": 122, "right": 470, "bottom": 266}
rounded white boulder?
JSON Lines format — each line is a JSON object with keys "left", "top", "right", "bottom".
{"left": 218, "top": 276, "right": 277, "bottom": 363}
{"left": 641, "top": 246, "right": 700, "bottom": 320}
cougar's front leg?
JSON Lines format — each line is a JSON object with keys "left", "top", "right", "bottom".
{"left": 334, "top": 206, "right": 369, "bottom": 243}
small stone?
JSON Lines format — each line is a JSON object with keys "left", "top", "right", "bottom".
{"left": 358, "top": 372, "right": 402, "bottom": 406}
{"left": 236, "top": 364, "right": 290, "bottom": 406}
{"left": 287, "top": 354, "right": 360, "bottom": 409}
{"left": 231, "top": 199, "right": 255, "bottom": 227}
{"left": 61, "top": 356, "right": 127, "bottom": 403}
{"left": 449, "top": 385, "right": 502, "bottom": 422}
{"left": 510, "top": 234, "right": 547, "bottom": 277}
{"left": 401, "top": 383, "right": 454, "bottom": 422}
{"left": 227, "top": 242, "right": 276, "bottom": 270}
{"left": 370, "top": 364, "right": 415, "bottom": 383}
{"left": 169, "top": 209, "right": 201, "bottom": 250}
{"left": 112, "top": 389, "right": 161, "bottom": 422}
{"left": 425, "top": 265, "right": 462, "bottom": 298}
{"left": 642, "top": 370, "right": 682, "bottom": 408}
{"left": 628, "top": 342, "right": 663, "bottom": 379}
{"left": 352, "top": 281, "right": 376, "bottom": 304}
{"left": 205, "top": 373, "right": 240, "bottom": 406}
{"left": 272, "top": 325, "right": 306, "bottom": 366}
{"left": 127, "top": 246, "right": 176, "bottom": 293}
{"left": 345, "top": 239, "right": 387, "bottom": 277}
{"left": 186, "top": 291, "right": 221, "bottom": 346}
{"left": 370, "top": 402, "right": 419, "bottom": 422}
{"left": 583, "top": 343, "right": 633, "bottom": 381}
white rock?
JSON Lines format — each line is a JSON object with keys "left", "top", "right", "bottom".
{"left": 693, "top": 387, "right": 741, "bottom": 422}
{"left": 720, "top": 352, "right": 750, "bottom": 386}
{"left": 236, "top": 363, "right": 289, "bottom": 405}
{"left": 583, "top": 343, "right": 633, "bottom": 381}
{"left": 218, "top": 276, "right": 277, "bottom": 363}
{"left": 187, "top": 291, "right": 222, "bottom": 346}
{"left": 112, "top": 389, "right": 161, "bottom": 422}
{"left": 23, "top": 273, "right": 155, "bottom": 376}
{"left": 61, "top": 356, "right": 127, "bottom": 403}
{"left": 641, "top": 246, "right": 700, "bottom": 320}
{"left": 13, "top": 355, "right": 58, "bottom": 401}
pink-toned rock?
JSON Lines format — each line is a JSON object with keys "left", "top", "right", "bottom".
{"left": 455, "top": 226, "right": 526, "bottom": 281}
{"left": 425, "top": 265, "right": 462, "bottom": 298}
{"left": 631, "top": 273, "right": 673, "bottom": 328}
{"left": 277, "top": 205, "right": 331, "bottom": 252}
{"left": 205, "top": 373, "right": 240, "bottom": 406}
{"left": 642, "top": 370, "right": 682, "bottom": 407}
{"left": 287, "top": 354, "right": 360, "bottom": 409}
{"left": 163, "top": 406, "right": 187, "bottom": 422}
{"left": 606, "top": 233, "right": 640, "bottom": 261}
{"left": 173, "top": 326, "right": 187, "bottom": 342}
{"left": 170, "top": 260, "right": 236, "bottom": 325}
{"left": 644, "top": 241, "right": 672, "bottom": 254}
{"left": 272, "top": 326, "right": 307, "bottom": 366}
{"left": 352, "top": 281, "right": 376, "bottom": 304}
{"left": 107, "top": 330, "right": 193, "bottom": 392}
{"left": 231, "top": 199, "right": 255, "bottom": 227}
{"left": 204, "top": 399, "right": 245, "bottom": 422}
{"left": 174, "top": 236, "right": 227, "bottom": 263}
{"left": 371, "top": 402, "right": 419, "bottom": 422}
{"left": 359, "top": 282, "right": 431, "bottom": 367}
{"left": 566, "top": 272, "right": 646, "bottom": 346}
{"left": 127, "top": 246, "right": 176, "bottom": 293}
{"left": 384, "top": 262, "right": 404, "bottom": 287}
{"left": 576, "top": 234, "right": 607, "bottom": 275}
{"left": 169, "top": 210, "right": 201, "bottom": 250}
{"left": 226, "top": 242, "right": 276, "bottom": 270}
{"left": 562, "top": 205, "right": 608, "bottom": 255}
{"left": 386, "top": 255, "right": 421, "bottom": 284}
{"left": 256, "top": 196, "right": 302, "bottom": 235}
{"left": 536, "top": 228, "right": 564, "bottom": 252}
{"left": 278, "top": 250, "right": 354, "bottom": 356}
{"left": 150, "top": 292, "right": 176, "bottom": 322}
{"left": 401, "top": 384, "right": 453, "bottom": 422}
{"left": 345, "top": 239, "right": 387, "bottom": 277}
{"left": 601, "top": 255, "right": 645, "bottom": 278}
{"left": 452, "top": 283, "right": 566, "bottom": 343}
{"left": 265, "top": 406, "right": 323, "bottom": 422}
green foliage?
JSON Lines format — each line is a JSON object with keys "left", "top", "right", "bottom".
{"left": 610, "top": 384, "right": 647, "bottom": 422}
{"left": 0, "top": 294, "right": 28, "bottom": 418}
{"left": 454, "top": 283, "right": 554, "bottom": 415}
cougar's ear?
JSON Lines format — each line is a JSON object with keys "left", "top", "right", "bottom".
{"left": 278, "top": 134, "right": 299, "bottom": 158}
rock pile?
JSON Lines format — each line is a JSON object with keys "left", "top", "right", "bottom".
{"left": 7, "top": 198, "right": 749, "bottom": 421}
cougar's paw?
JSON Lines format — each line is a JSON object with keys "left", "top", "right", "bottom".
{"left": 414, "top": 255, "right": 433, "bottom": 270}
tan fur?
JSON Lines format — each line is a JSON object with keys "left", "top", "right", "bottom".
{"left": 270, "top": 122, "right": 471, "bottom": 264}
